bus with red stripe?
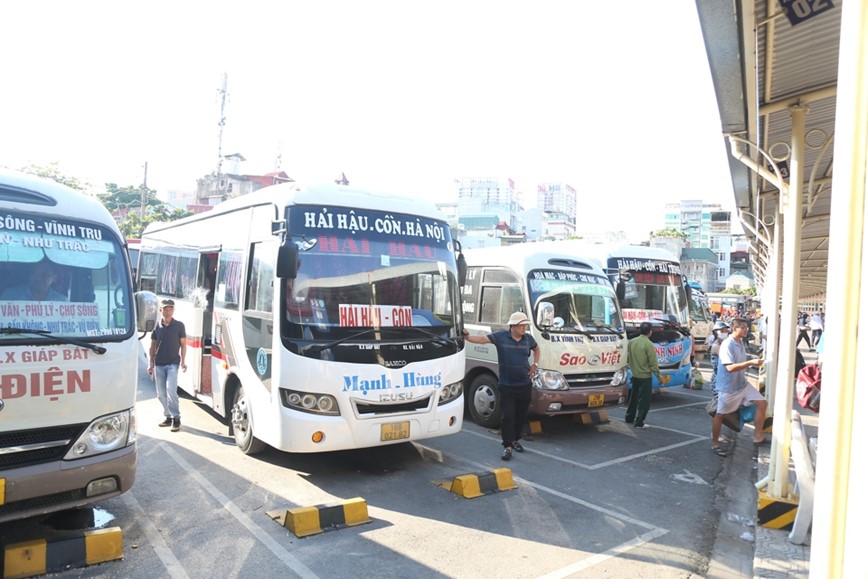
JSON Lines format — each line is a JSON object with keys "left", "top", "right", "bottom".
{"left": 138, "top": 182, "right": 467, "bottom": 454}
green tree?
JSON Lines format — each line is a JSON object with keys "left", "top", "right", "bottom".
{"left": 651, "top": 227, "right": 688, "bottom": 240}
{"left": 18, "top": 162, "right": 88, "bottom": 191}
{"left": 98, "top": 182, "right": 192, "bottom": 238}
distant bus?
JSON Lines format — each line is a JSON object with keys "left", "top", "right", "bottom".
{"left": 139, "top": 182, "right": 467, "bottom": 454}
{"left": 687, "top": 281, "right": 712, "bottom": 357}
{"left": 564, "top": 243, "right": 696, "bottom": 390}
{"left": 461, "top": 243, "right": 629, "bottom": 427}
{"left": 0, "top": 168, "right": 157, "bottom": 523}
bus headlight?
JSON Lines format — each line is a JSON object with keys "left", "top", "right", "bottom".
{"left": 610, "top": 367, "right": 628, "bottom": 386}
{"left": 280, "top": 389, "right": 341, "bottom": 416}
{"left": 533, "top": 370, "right": 569, "bottom": 391}
{"left": 65, "top": 410, "right": 133, "bottom": 460}
{"left": 438, "top": 381, "right": 463, "bottom": 405}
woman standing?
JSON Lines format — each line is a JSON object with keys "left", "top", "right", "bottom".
{"left": 705, "top": 320, "right": 730, "bottom": 392}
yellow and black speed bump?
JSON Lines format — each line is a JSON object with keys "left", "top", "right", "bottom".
{"left": 757, "top": 490, "right": 798, "bottom": 530}
{"left": 267, "top": 497, "right": 371, "bottom": 538}
{"left": 762, "top": 416, "right": 773, "bottom": 433}
{"left": 433, "top": 468, "right": 517, "bottom": 498}
{"left": 2, "top": 527, "right": 123, "bottom": 578}
{"left": 572, "top": 410, "right": 609, "bottom": 425}
{"left": 528, "top": 420, "right": 543, "bottom": 434}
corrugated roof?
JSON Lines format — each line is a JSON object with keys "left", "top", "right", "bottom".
{"left": 695, "top": 0, "right": 839, "bottom": 300}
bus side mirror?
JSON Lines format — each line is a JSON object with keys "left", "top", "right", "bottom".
{"left": 457, "top": 252, "right": 467, "bottom": 287}
{"left": 615, "top": 281, "right": 625, "bottom": 301}
{"left": 135, "top": 291, "right": 159, "bottom": 333}
{"left": 536, "top": 301, "right": 555, "bottom": 328}
{"left": 277, "top": 241, "right": 299, "bottom": 279}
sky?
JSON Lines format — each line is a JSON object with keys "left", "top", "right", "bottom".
{"left": 0, "top": 1, "right": 739, "bottom": 241}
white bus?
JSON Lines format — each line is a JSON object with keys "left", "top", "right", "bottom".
{"left": 461, "top": 244, "right": 629, "bottom": 427}
{"left": 0, "top": 168, "right": 157, "bottom": 523}
{"left": 139, "top": 182, "right": 466, "bottom": 454}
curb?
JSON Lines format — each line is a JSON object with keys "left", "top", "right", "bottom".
{"left": 2, "top": 527, "right": 123, "bottom": 579}
{"left": 267, "top": 498, "right": 371, "bottom": 538}
{"left": 433, "top": 469, "right": 517, "bottom": 498}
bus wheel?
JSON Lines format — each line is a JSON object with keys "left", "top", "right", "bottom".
{"left": 230, "top": 386, "right": 266, "bottom": 455}
{"left": 468, "top": 375, "right": 500, "bottom": 428}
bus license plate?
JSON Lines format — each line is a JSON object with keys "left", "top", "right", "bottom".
{"left": 588, "top": 394, "right": 604, "bottom": 408}
{"left": 660, "top": 374, "right": 671, "bottom": 384}
{"left": 381, "top": 421, "right": 410, "bottom": 442}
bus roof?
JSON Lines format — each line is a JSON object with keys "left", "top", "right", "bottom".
{"left": 0, "top": 167, "right": 121, "bottom": 234}
{"left": 464, "top": 243, "right": 609, "bottom": 278}
{"left": 143, "top": 182, "right": 448, "bottom": 235}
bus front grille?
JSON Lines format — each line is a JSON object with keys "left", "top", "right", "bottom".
{"left": 353, "top": 396, "right": 433, "bottom": 416}
{"left": 0, "top": 424, "right": 86, "bottom": 469}
{"left": 563, "top": 372, "right": 617, "bottom": 389}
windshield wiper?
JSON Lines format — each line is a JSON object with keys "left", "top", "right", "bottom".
{"left": 591, "top": 322, "right": 625, "bottom": 337}
{"left": 0, "top": 327, "right": 107, "bottom": 354}
{"left": 401, "top": 326, "right": 458, "bottom": 348}
{"left": 306, "top": 328, "right": 378, "bottom": 355}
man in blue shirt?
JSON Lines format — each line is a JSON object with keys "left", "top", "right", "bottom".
{"left": 712, "top": 317, "right": 767, "bottom": 456}
{"left": 464, "top": 311, "right": 540, "bottom": 461}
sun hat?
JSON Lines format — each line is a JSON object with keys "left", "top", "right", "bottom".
{"left": 713, "top": 320, "right": 730, "bottom": 331}
{"left": 507, "top": 312, "right": 531, "bottom": 326}
{"left": 161, "top": 299, "right": 175, "bottom": 307}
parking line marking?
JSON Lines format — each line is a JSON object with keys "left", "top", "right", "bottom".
{"left": 454, "top": 457, "right": 671, "bottom": 577}
{"left": 462, "top": 426, "right": 707, "bottom": 470}
{"left": 536, "top": 527, "right": 670, "bottom": 579}
{"left": 160, "top": 443, "right": 320, "bottom": 579}
{"left": 121, "top": 493, "right": 189, "bottom": 579}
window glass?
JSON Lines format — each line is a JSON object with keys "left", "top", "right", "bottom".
{"left": 216, "top": 251, "right": 243, "bottom": 310}
{"left": 0, "top": 212, "right": 132, "bottom": 340}
{"left": 246, "top": 242, "right": 275, "bottom": 313}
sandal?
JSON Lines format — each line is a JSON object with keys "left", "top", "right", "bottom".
{"left": 711, "top": 446, "right": 728, "bottom": 457}
{"left": 753, "top": 438, "right": 770, "bottom": 447}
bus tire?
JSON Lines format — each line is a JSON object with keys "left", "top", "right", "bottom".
{"left": 467, "top": 374, "right": 500, "bottom": 428}
{"left": 230, "top": 385, "right": 266, "bottom": 455}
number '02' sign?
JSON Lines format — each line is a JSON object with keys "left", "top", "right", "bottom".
{"left": 778, "top": 0, "right": 835, "bottom": 26}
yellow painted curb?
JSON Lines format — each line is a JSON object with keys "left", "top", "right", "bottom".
{"left": 572, "top": 410, "right": 609, "bottom": 425}
{"left": 3, "top": 527, "right": 122, "bottom": 579}
{"left": 267, "top": 497, "right": 371, "bottom": 538}
{"left": 433, "top": 468, "right": 517, "bottom": 498}
{"left": 757, "top": 490, "right": 799, "bottom": 530}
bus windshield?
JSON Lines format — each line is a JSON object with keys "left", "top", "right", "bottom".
{"left": 527, "top": 269, "right": 623, "bottom": 333}
{"left": 283, "top": 205, "right": 460, "bottom": 344}
{"left": 0, "top": 211, "right": 132, "bottom": 340}
{"left": 616, "top": 269, "right": 689, "bottom": 328}
{"left": 688, "top": 292, "right": 710, "bottom": 323}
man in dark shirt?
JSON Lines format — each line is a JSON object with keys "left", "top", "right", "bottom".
{"left": 148, "top": 299, "right": 187, "bottom": 432}
{"left": 464, "top": 311, "right": 540, "bottom": 461}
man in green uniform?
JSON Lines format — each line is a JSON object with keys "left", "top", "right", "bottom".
{"left": 625, "top": 321, "right": 661, "bottom": 429}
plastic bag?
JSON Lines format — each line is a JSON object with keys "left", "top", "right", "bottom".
{"left": 796, "top": 364, "right": 821, "bottom": 413}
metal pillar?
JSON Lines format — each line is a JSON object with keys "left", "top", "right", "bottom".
{"left": 811, "top": 0, "right": 868, "bottom": 575}
{"left": 767, "top": 106, "right": 807, "bottom": 498}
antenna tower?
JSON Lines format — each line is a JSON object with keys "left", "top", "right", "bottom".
{"left": 216, "top": 72, "right": 228, "bottom": 175}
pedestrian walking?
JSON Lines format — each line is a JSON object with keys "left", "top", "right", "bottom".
{"left": 705, "top": 320, "right": 730, "bottom": 392}
{"left": 463, "top": 311, "right": 540, "bottom": 461}
{"left": 625, "top": 321, "right": 661, "bottom": 429}
{"left": 795, "top": 312, "right": 811, "bottom": 349}
{"left": 711, "top": 317, "right": 767, "bottom": 456}
{"left": 148, "top": 299, "right": 187, "bottom": 432}
{"left": 809, "top": 310, "right": 824, "bottom": 350}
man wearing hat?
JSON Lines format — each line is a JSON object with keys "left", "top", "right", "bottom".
{"left": 463, "top": 311, "right": 540, "bottom": 461}
{"left": 625, "top": 321, "right": 661, "bottom": 429}
{"left": 148, "top": 299, "right": 187, "bottom": 432}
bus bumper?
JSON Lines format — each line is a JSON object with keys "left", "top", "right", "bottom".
{"left": 529, "top": 384, "right": 627, "bottom": 417}
{"left": 0, "top": 443, "right": 136, "bottom": 524}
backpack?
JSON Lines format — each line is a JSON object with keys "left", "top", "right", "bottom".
{"left": 796, "top": 364, "right": 821, "bottom": 413}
